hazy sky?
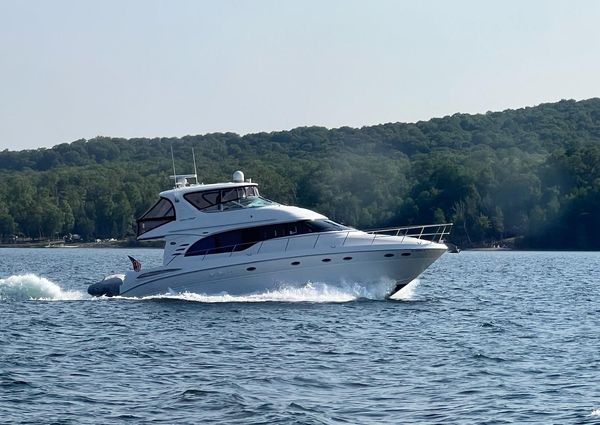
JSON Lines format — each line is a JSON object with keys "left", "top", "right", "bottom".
{"left": 1, "top": 1, "right": 599, "bottom": 151}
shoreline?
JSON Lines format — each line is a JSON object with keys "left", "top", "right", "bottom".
{"left": 0, "top": 240, "right": 164, "bottom": 249}
{"left": 1, "top": 242, "right": 597, "bottom": 252}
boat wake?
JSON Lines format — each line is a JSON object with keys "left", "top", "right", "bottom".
{"left": 138, "top": 279, "right": 421, "bottom": 303}
{"left": 0, "top": 273, "right": 420, "bottom": 303}
{"left": 0, "top": 274, "right": 86, "bottom": 301}
{"left": 390, "top": 279, "right": 420, "bottom": 301}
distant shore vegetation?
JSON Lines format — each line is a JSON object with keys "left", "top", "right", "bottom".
{"left": 1, "top": 98, "right": 599, "bottom": 250}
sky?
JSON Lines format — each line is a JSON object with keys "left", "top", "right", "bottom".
{"left": 1, "top": 0, "right": 599, "bottom": 151}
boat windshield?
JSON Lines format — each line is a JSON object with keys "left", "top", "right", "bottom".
{"left": 137, "top": 198, "right": 176, "bottom": 237}
{"left": 184, "top": 186, "right": 276, "bottom": 212}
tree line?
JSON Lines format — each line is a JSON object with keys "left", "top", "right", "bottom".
{"left": 1, "top": 98, "right": 599, "bottom": 249}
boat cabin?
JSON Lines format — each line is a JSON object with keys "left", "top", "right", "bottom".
{"left": 136, "top": 183, "right": 274, "bottom": 238}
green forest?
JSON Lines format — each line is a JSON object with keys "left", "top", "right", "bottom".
{"left": 1, "top": 98, "right": 599, "bottom": 249}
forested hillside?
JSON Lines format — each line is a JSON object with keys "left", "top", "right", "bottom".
{"left": 1, "top": 98, "right": 599, "bottom": 249}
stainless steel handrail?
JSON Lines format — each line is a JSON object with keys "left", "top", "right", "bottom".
{"left": 365, "top": 223, "right": 453, "bottom": 244}
{"left": 198, "top": 222, "right": 453, "bottom": 259}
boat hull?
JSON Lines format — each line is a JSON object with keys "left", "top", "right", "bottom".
{"left": 108, "top": 245, "right": 446, "bottom": 298}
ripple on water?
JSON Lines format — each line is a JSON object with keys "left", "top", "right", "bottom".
{"left": 1, "top": 250, "right": 600, "bottom": 423}
{"left": 179, "top": 388, "right": 219, "bottom": 400}
{"left": 0, "top": 372, "right": 32, "bottom": 389}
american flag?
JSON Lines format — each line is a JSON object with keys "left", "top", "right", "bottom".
{"left": 128, "top": 255, "right": 142, "bottom": 272}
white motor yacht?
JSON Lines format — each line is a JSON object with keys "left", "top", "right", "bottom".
{"left": 88, "top": 171, "right": 452, "bottom": 298}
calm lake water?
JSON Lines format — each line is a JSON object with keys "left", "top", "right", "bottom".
{"left": 1, "top": 248, "right": 599, "bottom": 424}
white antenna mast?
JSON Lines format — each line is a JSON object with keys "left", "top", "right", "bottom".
{"left": 170, "top": 144, "right": 178, "bottom": 188}
{"left": 192, "top": 147, "right": 198, "bottom": 184}
{"left": 169, "top": 144, "right": 197, "bottom": 188}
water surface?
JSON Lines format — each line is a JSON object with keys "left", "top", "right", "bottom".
{"left": 1, "top": 248, "right": 599, "bottom": 423}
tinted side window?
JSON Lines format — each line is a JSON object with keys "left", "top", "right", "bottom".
{"left": 184, "top": 220, "right": 348, "bottom": 257}
{"left": 241, "top": 226, "right": 261, "bottom": 244}
{"left": 184, "top": 190, "right": 220, "bottom": 210}
{"left": 306, "top": 220, "right": 349, "bottom": 232}
{"left": 184, "top": 186, "right": 260, "bottom": 212}
{"left": 291, "top": 221, "right": 314, "bottom": 235}
{"left": 245, "top": 186, "right": 259, "bottom": 197}
{"left": 185, "top": 235, "right": 217, "bottom": 256}
{"left": 186, "top": 229, "right": 255, "bottom": 256}
{"left": 221, "top": 188, "right": 239, "bottom": 203}
{"left": 141, "top": 198, "right": 175, "bottom": 219}
{"left": 216, "top": 231, "right": 242, "bottom": 249}
{"left": 137, "top": 198, "right": 176, "bottom": 237}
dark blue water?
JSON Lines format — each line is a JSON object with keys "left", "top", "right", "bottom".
{"left": 1, "top": 248, "right": 599, "bottom": 424}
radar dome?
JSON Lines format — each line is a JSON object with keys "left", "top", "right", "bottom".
{"left": 232, "top": 171, "right": 245, "bottom": 183}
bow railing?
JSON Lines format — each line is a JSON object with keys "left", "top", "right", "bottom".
{"left": 365, "top": 223, "right": 453, "bottom": 244}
